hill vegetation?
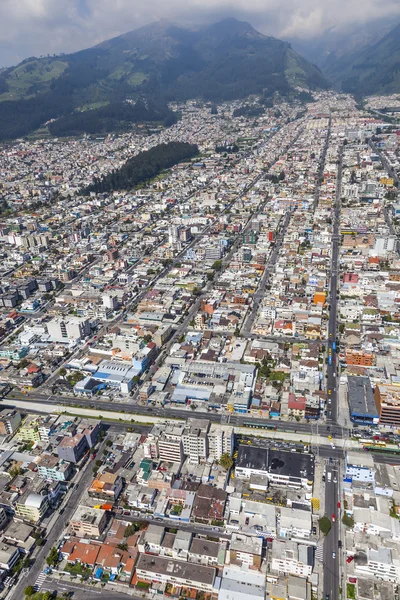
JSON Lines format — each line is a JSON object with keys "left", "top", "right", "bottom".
{"left": 0, "top": 18, "right": 329, "bottom": 140}
{"left": 48, "top": 99, "right": 176, "bottom": 137}
{"left": 324, "top": 23, "right": 400, "bottom": 96}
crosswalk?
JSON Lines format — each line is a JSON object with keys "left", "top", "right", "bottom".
{"left": 33, "top": 572, "right": 46, "bottom": 591}
{"left": 315, "top": 543, "right": 324, "bottom": 562}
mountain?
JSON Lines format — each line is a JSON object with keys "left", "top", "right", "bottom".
{"left": 290, "top": 18, "right": 394, "bottom": 73}
{"left": 320, "top": 22, "right": 400, "bottom": 95}
{"left": 0, "top": 18, "right": 328, "bottom": 141}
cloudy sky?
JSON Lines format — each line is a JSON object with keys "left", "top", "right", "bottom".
{"left": 1, "top": 0, "right": 399, "bottom": 66}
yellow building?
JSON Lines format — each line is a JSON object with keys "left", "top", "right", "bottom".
{"left": 16, "top": 416, "right": 41, "bottom": 443}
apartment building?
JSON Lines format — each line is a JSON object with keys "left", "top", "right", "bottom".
{"left": 271, "top": 540, "right": 313, "bottom": 578}
{"left": 88, "top": 472, "right": 123, "bottom": 501}
{"left": 0, "top": 410, "right": 21, "bottom": 435}
{"left": 15, "top": 492, "right": 49, "bottom": 524}
{"left": 182, "top": 419, "right": 209, "bottom": 464}
{"left": 47, "top": 316, "right": 90, "bottom": 342}
{"left": 229, "top": 533, "right": 262, "bottom": 570}
{"left": 208, "top": 423, "right": 234, "bottom": 460}
{"left": 135, "top": 554, "right": 216, "bottom": 592}
{"left": 70, "top": 505, "right": 108, "bottom": 538}
{"left": 57, "top": 433, "right": 88, "bottom": 463}
{"left": 37, "top": 454, "right": 73, "bottom": 482}
{"left": 375, "top": 384, "right": 400, "bottom": 426}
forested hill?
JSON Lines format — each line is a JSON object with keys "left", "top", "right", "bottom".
{"left": 0, "top": 18, "right": 329, "bottom": 141}
{"left": 48, "top": 100, "right": 177, "bottom": 137}
{"left": 82, "top": 141, "right": 198, "bottom": 195}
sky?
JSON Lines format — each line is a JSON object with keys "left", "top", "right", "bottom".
{"left": 1, "top": 0, "right": 400, "bottom": 67}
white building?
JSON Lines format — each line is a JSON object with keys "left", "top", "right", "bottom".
{"left": 345, "top": 452, "right": 374, "bottom": 484}
{"left": 271, "top": 540, "right": 314, "bottom": 578}
{"left": 47, "top": 316, "right": 90, "bottom": 343}
{"left": 355, "top": 547, "right": 400, "bottom": 582}
{"left": 182, "top": 419, "right": 209, "bottom": 464}
{"left": 208, "top": 423, "right": 234, "bottom": 460}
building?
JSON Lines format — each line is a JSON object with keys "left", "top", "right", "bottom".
{"left": 37, "top": 454, "right": 73, "bottom": 482}
{"left": 375, "top": 383, "right": 400, "bottom": 427}
{"left": 70, "top": 505, "right": 108, "bottom": 539}
{"left": 57, "top": 433, "right": 88, "bottom": 463}
{"left": 135, "top": 554, "right": 216, "bottom": 592}
{"left": 208, "top": 423, "right": 234, "bottom": 460}
{"left": 347, "top": 376, "right": 379, "bottom": 425}
{"left": 16, "top": 414, "right": 57, "bottom": 443}
{"left": 345, "top": 452, "right": 375, "bottom": 484}
{"left": 182, "top": 419, "right": 209, "bottom": 463}
{"left": 229, "top": 533, "right": 262, "bottom": 570}
{"left": 15, "top": 493, "right": 49, "bottom": 524}
{"left": 143, "top": 423, "right": 185, "bottom": 463}
{"left": 16, "top": 416, "right": 41, "bottom": 443}
{"left": 219, "top": 566, "right": 266, "bottom": 600}
{"left": 271, "top": 540, "right": 313, "bottom": 578}
{"left": 2, "top": 520, "right": 36, "bottom": 554}
{"left": 0, "top": 507, "right": 8, "bottom": 530}
{"left": 47, "top": 316, "right": 90, "bottom": 343}
{"left": 235, "top": 445, "right": 314, "bottom": 490}
{"left": 0, "top": 544, "right": 20, "bottom": 572}
{"left": 0, "top": 410, "right": 21, "bottom": 435}
{"left": 355, "top": 547, "right": 400, "bottom": 582}
{"left": 88, "top": 472, "right": 123, "bottom": 502}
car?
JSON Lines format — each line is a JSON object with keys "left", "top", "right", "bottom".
{"left": 347, "top": 556, "right": 354, "bottom": 564}
{"left": 328, "top": 390, "right": 331, "bottom": 395}
{"left": 312, "top": 526, "right": 317, "bottom": 535}
{"left": 332, "top": 513, "right": 336, "bottom": 522}
{"left": 333, "top": 476, "right": 337, "bottom": 483}
{"left": 245, "top": 517, "right": 250, "bottom": 525}
{"left": 338, "top": 540, "right": 342, "bottom": 548}
{"left": 332, "top": 551, "right": 336, "bottom": 559}
{"left": 325, "top": 595, "right": 330, "bottom": 600}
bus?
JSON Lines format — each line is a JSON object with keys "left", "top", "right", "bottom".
{"left": 364, "top": 445, "right": 400, "bottom": 454}
{"left": 242, "top": 422, "right": 277, "bottom": 431}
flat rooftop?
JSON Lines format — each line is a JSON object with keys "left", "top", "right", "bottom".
{"left": 347, "top": 376, "right": 379, "bottom": 418}
{"left": 236, "top": 445, "right": 314, "bottom": 482}
{"left": 136, "top": 553, "right": 215, "bottom": 585}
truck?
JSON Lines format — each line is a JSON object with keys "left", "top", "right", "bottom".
{"left": 332, "top": 341, "right": 336, "bottom": 351}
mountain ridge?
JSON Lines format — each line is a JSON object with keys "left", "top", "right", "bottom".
{"left": 0, "top": 18, "right": 329, "bottom": 141}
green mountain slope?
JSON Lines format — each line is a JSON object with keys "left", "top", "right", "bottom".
{"left": 0, "top": 18, "right": 328, "bottom": 141}
{"left": 324, "top": 23, "right": 400, "bottom": 95}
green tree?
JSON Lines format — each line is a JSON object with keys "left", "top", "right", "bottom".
{"left": 59, "top": 367, "right": 67, "bottom": 377}
{"left": 318, "top": 516, "right": 332, "bottom": 536}
{"left": 219, "top": 453, "right": 234, "bottom": 470}
{"left": 342, "top": 513, "right": 354, "bottom": 528}
{"left": 24, "top": 586, "right": 35, "bottom": 597}
{"left": 212, "top": 260, "right": 223, "bottom": 271}
{"left": 46, "top": 546, "right": 59, "bottom": 567}
{"left": 105, "top": 439, "right": 113, "bottom": 447}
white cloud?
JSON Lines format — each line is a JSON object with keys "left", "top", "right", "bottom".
{"left": 0, "top": 0, "right": 399, "bottom": 66}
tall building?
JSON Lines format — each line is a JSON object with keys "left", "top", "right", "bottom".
{"left": 182, "top": 419, "right": 209, "bottom": 464}
{"left": 375, "top": 384, "right": 400, "bottom": 426}
{"left": 208, "top": 423, "right": 234, "bottom": 460}
{"left": 0, "top": 410, "right": 21, "bottom": 435}
{"left": 143, "top": 423, "right": 185, "bottom": 463}
{"left": 47, "top": 317, "right": 90, "bottom": 342}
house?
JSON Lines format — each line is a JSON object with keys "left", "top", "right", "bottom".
{"left": 89, "top": 472, "right": 123, "bottom": 502}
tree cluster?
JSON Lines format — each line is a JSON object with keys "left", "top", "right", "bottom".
{"left": 82, "top": 141, "right": 198, "bottom": 195}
